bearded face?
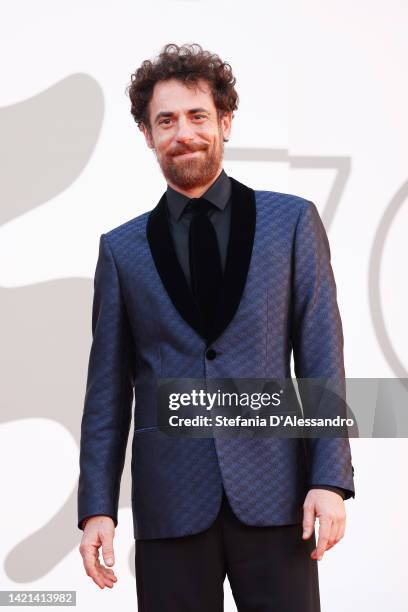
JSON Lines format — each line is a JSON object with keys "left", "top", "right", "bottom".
{"left": 141, "top": 78, "right": 231, "bottom": 192}
{"left": 155, "top": 121, "right": 225, "bottom": 190}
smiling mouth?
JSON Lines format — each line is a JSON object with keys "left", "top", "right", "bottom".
{"left": 174, "top": 150, "right": 202, "bottom": 157}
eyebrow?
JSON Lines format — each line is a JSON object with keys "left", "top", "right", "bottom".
{"left": 153, "top": 107, "right": 210, "bottom": 124}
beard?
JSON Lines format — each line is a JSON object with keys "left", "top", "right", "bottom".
{"left": 155, "top": 127, "right": 224, "bottom": 190}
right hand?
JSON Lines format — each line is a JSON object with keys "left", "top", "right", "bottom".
{"left": 79, "top": 516, "right": 118, "bottom": 589}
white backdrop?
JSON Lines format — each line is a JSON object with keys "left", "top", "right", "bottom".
{"left": 1, "top": 1, "right": 407, "bottom": 610}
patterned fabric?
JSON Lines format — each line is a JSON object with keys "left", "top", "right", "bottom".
{"left": 77, "top": 180, "right": 355, "bottom": 540}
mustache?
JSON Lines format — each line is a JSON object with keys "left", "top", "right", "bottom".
{"left": 170, "top": 144, "right": 207, "bottom": 156}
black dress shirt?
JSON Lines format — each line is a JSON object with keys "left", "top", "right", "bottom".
{"left": 165, "top": 168, "right": 346, "bottom": 501}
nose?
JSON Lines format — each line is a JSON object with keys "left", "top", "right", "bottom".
{"left": 174, "top": 115, "right": 195, "bottom": 143}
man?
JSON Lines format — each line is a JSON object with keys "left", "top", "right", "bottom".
{"left": 78, "top": 43, "right": 355, "bottom": 611}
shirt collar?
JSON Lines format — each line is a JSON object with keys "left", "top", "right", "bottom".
{"left": 165, "top": 168, "right": 232, "bottom": 221}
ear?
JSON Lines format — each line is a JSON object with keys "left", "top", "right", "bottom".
{"left": 139, "top": 123, "right": 155, "bottom": 149}
{"left": 220, "top": 111, "right": 233, "bottom": 142}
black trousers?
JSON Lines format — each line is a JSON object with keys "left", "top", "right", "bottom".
{"left": 135, "top": 487, "right": 320, "bottom": 611}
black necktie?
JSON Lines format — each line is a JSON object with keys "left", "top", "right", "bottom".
{"left": 187, "top": 197, "right": 223, "bottom": 330}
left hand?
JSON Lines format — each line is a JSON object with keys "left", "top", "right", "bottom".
{"left": 302, "top": 489, "right": 346, "bottom": 561}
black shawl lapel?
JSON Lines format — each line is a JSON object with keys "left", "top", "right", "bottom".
{"left": 146, "top": 176, "right": 256, "bottom": 347}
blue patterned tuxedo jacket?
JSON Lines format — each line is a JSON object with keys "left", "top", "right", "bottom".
{"left": 77, "top": 175, "right": 355, "bottom": 539}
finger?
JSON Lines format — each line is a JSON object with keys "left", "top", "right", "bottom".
{"left": 313, "top": 516, "right": 332, "bottom": 560}
{"left": 82, "top": 548, "right": 106, "bottom": 589}
{"left": 95, "top": 559, "right": 118, "bottom": 586}
{"left": 102, "top": 571, "right": 117, "bottom": 584}
{"left": 98, "top": 563, "right": 118, "bottom": 582}
{"left": 100, "top": 532, "right": 115, "bottom": 567}
{"left": 337, "top": 516, "right": 346, "bottom": 541}
{"left": 89, "top": 558, "right": 114, "bottom": 589}
{"left": 302, "top": 503, "right": 315, "bottom": 539}
{"left": 101, "top": 572, "right": 116, "bottom": 587}
{"left": 80, "top": 544, "right": 98, "bottom": 576}
{"left": 326, "top": 516, "right": 345, "bottom": 550}
{"left": 325, "top": 519, "right": 339, "bottom": 551}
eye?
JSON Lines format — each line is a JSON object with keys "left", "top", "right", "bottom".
{"left": 159, "top": 118, "right": 172, "bottom": 125}
{"left": 194, "top": 114, "right": 206, "bottom": 119}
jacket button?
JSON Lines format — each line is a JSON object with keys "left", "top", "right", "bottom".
{"left": 205, "top": 348, "right": 217, "bottom": 360}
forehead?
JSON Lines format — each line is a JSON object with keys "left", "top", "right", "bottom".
{"left": 149, "top": 78, "right": 216, "bottom": 116}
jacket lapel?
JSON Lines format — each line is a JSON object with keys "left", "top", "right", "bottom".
{"left": 146, "top": 176, "right": 256, "bottom": 347}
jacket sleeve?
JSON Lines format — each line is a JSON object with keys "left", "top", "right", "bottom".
{"left": 77, "top": 233, "right": 136, "bottom": 530}
{"left": 291, "top": 201, "right": 355, "bottom": 500}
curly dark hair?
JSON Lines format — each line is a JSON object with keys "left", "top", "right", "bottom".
{"left": 125, "top": 43, "right": 239, "bottom": 132}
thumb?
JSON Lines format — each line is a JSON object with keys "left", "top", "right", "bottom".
{"left": 100, "top": 532, "right": 115, "bottom": 567}
{"left": 302, "top": 504, "right": 315, "bottom": 539}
